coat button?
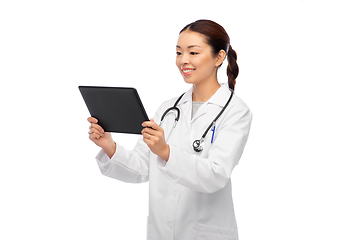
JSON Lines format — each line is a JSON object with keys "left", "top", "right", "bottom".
{"left": 168, "top": 222, "right": 173, "bottom": 229}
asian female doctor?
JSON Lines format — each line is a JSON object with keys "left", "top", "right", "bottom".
{"left": 87, "top": 19, "right": 252, "bottom": 240}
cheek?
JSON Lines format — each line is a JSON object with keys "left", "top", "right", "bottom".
{"left": 195, "top": 56, "right": 214, "bottom": 72}
{"left": 175, "top": 57, "right": 181, "bottom": 68}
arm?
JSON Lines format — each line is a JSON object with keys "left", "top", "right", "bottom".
{"left": 88, "top": 117, "right": 150, "bottom": 183}
{"left": 96, "top": 137, "right": 150, "bottom": 183}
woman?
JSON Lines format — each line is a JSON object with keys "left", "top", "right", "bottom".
{"left": 88, "top": 19, "right": 252, "bottom": 240}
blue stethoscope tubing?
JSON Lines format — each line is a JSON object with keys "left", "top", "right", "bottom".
{"left": 159, "top": 89, "right": 234, "bottom": 152}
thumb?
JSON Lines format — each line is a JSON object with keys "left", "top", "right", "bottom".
{"left": 150, "top": 118, "right": 154, "bottom": 122}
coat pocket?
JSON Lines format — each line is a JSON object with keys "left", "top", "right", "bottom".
{"left": 195, "top": 223, "right": 238, "bottom": 240}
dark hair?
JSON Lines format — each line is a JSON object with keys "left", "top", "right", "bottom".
{"left": 180, "top": 19, "right": 239, "bottom": 91}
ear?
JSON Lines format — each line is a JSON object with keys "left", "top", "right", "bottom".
{"left": 215, "top": 50, "right": 227, "bottom": 67}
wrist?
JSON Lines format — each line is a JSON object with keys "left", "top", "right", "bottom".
{"left": 161, "top": 144, "right": 170, "bottom": 162}
{"left": 103, "top": 141, "right": 116, "bottom": 159}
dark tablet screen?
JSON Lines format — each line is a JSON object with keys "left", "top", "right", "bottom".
{"left": 79, "top": 86, "right": 149, "bottom": 134}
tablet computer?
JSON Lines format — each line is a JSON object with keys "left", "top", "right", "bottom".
{"left": 79, "top": 86, "right": 149, "bottom": 134}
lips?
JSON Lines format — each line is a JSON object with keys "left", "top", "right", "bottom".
{"left": 181, "top": 68, "right": 195, "bottom": 76}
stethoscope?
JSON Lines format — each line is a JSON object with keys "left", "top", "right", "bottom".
{"left": 159, "top": 89, "right": 234, "bottom": 152}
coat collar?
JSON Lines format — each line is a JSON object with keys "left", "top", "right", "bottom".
{"left": 175, "top": 83, "right": 232, "bottom": 129}
{"left": 177, "top": 83, "right": 231, "bottom": 107}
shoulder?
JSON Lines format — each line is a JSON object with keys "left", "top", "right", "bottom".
{"left": 224, "top": 93, "right": 252, "bottom": 124}
{"left": 230, "top": 93, "right": 251, "bottom": 112}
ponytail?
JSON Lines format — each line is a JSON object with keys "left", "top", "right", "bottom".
{"left": 226, "top": 45, "right": 239, "bottom": 91}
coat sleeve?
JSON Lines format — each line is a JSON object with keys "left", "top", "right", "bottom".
{"left": 95, "top": 103, "right": 170, "bottom": 183}
{"left": 157, "top": 106, "right": 252, "bottom": 193}
{"left": 96, "top": 133, "right": 150, "bottom": 183}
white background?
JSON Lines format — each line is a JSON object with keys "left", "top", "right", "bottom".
{"left": 1, "top": 0, "right": 359, "bottom": 239}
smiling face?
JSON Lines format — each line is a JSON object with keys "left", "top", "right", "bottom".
{"left": 176, "top": 31, "right": 225, "bottom": 86}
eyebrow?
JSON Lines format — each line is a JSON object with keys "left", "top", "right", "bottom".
{"left": 176, "top": 45, "right": 201, "bottom": 49}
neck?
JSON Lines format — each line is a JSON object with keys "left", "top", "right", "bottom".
{"left": 192, "top": 80, "right": 221, "bottom": 102}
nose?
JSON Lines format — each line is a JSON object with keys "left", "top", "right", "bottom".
{"left": 179, "top": 53, "right": 190, "bottom": 65}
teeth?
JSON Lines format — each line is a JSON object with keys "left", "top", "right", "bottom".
{"left": 183, "top": 69, "right": 194, "bottom": 73}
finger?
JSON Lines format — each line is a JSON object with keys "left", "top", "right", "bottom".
{"left": 141, "top": 130, "right": 151, "bottom": 141}
{"left": 87, "top": 117, "right": 98, "bottom": 124}
{"left": 90, "top": 123, "right": 105, "bottom": 134}
{"left": 142, "top": 137, "right": 150, "bottom": 145}
{"left": 89, "top": 127, "right": 103, "bottom": 137}
{"left": 142, "top": 135, "right": 154, "bottom": 145}
{"left": 89, "top": 132, "right": 101, "bottom": 140}
{"left": 142, "top": 133, "right": 150, "bottom": 141}
{"left": 142, "top": 127, "right": 162, "bottom": 138}
{"left": 142, "top": 120, "right": 160, "bottom": 131}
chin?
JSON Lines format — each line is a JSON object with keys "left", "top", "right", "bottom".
{"left": 183, "top": 77, "right": 197, "bottom": 85}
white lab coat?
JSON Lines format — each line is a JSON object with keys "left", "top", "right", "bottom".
{"left": 96, "top": 84, "right": 252, "bottom": 240}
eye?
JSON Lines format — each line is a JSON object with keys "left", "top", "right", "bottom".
{"left": 176, "top": 52, "right": 182, "bottom": 56}
{"left": 190, "top": 52, "right": 198, "bottom": 55}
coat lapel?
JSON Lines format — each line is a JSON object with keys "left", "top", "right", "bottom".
{"left": 176, "top": 83, "right": 231, "bottom": 130}
{"left": 177, "top": 87, "right": 193, "bottom": 131}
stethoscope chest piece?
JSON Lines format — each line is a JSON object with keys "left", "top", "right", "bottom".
{"left": 193, "top": 138, "right": 205, "bottom": 152}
